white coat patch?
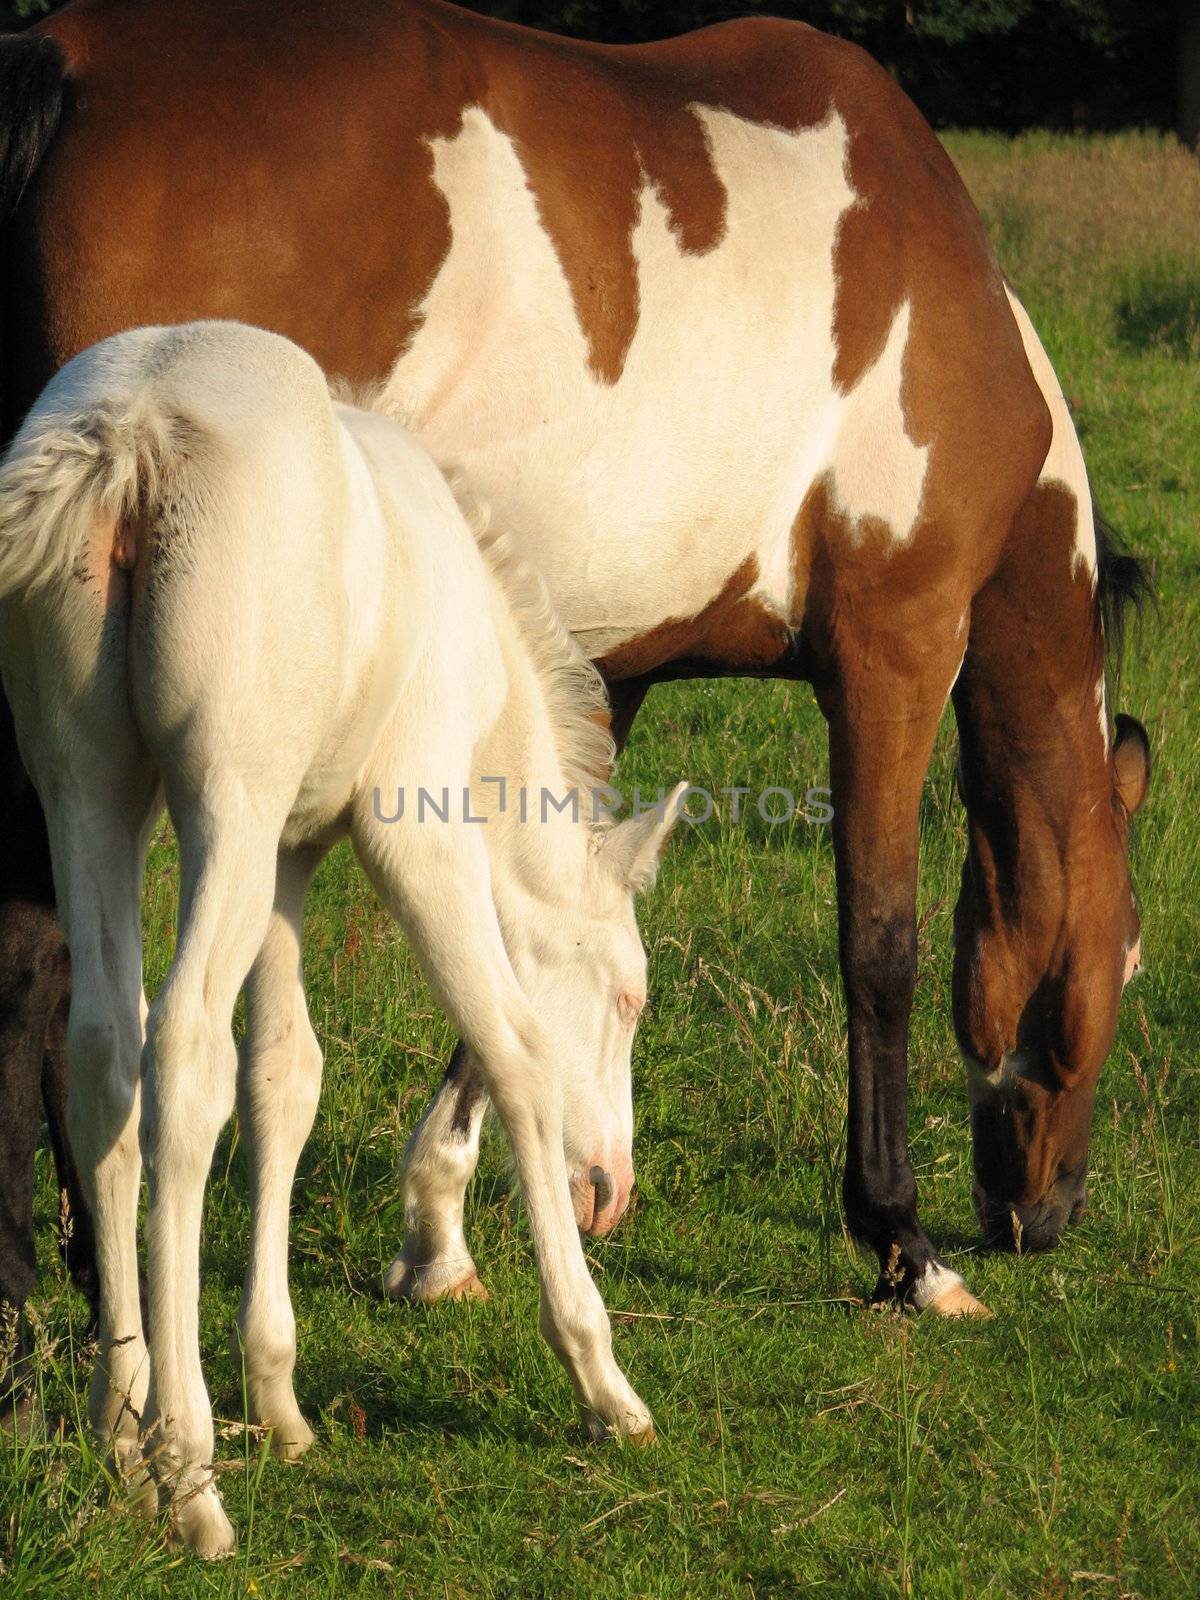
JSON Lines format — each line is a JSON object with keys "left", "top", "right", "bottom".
{"left": 1005, "top": 287, "right": 1097, "bottom": 582}
{"left": 387, "top": 104, "right": 927, "bottom": 646}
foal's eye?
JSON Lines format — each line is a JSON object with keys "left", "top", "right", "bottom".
{"left": 617, "top": 991, "right": 644, "bottom": 1025}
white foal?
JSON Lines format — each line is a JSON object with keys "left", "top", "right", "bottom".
{"left": 0, "top": 321, "right": 684, "bottom": 1556}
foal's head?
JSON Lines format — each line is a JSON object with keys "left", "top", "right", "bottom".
{"left": 952, "top": 502, "right": 1152, "bottom": 1252}
{"left": 521, "top": 796, "right": 685, "bottom": 1237}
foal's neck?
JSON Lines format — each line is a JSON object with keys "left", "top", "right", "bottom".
{"left": 472, "top": 551, "right": 612, "bottom": 908}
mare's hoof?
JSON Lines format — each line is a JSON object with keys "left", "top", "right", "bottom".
{"left": 927, "top": 1282, "right": 992, "bottom": 1318}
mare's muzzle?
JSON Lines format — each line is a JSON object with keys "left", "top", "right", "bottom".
{"left": 973, "top": 1167, "right": 1088, "bottom": 1252}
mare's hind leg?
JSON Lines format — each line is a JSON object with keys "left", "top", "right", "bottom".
{"left": 140, "top": 788, "right": 284, "bottom": 1557}
{"left": 0, "top": 726, "right": 77, "bottom": 1428}
{"left": 234, "top": 844, "right": 326, "bottom": 1459}
{"left": 0, "top": 899, "right": 63, "bottom": 1429}
{"left": 384, "top": 1043, "right": 489, "bottom": 1305}
{"left": 41, "top": 983, "right": 102, "bottom": 1326}
{"left": 818, "top": 614, "right": 988, "bottom": 1316}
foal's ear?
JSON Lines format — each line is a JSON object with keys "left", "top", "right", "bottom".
{"left": 1113, "top": 714, "right": 1151, "bottom": 817}
{"left": 600, "top": 781, "right": 689, "bottom": 893}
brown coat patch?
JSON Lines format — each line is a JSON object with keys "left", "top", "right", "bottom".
{"left": 595, "top": 558, "right": 791, "bottom": 681}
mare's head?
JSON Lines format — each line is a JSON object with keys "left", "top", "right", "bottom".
{"left": 520, "top": 792, "right": 686, "bottom": 1238}
{"left": 952, "top": 506, "right": 1151, "bottom": 1251}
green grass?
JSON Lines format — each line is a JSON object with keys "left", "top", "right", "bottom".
{"left": 4, "top": 131, "right": 1199, "bottom": 1596}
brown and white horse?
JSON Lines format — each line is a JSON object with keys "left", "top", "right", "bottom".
{"left": 0, "top": 0, "right": 1149, "bottom": 1411}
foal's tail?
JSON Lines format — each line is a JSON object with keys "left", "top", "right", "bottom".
{"left": 0, "top": 392, "right": 179, "bottom": 600}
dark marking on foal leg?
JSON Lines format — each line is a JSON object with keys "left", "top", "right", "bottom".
{"left": 445, "top": 1041, "right": 485, "bottom": 1140}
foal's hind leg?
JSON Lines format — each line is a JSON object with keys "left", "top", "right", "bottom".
{"left": 234, "top": 845, "right": 326, "bottom": 1459}
{"left": 47, "top": 805, "right": 157, "bottom": 1497}
{"left": 140, "top": 789, "right": 284, "bottom": 1557}
{"left": 384, "top": 1043, "right": 489, "bottom": 1305}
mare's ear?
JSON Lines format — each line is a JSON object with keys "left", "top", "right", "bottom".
{"left": 1113, "top": 714, "right": 1150, "bottom": 817}
{"left": 599, "top": 781, "right": 689, "bottom": 893}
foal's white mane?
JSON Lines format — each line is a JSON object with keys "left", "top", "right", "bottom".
{"left": 333, "top": 378, "right": 615, "bottom": 804}
{"left": 451, "top": 482, "right": 616, "bottom": 801}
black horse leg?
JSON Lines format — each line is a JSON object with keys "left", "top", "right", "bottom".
{"left": 40, "top": 981, "right": 101, "bottom": 1327}
{"left": 0, "top": 895, "right": 69, "bottom": 1426}
{"left": 819, "top": 630, "right": 987, "bottom": 1315}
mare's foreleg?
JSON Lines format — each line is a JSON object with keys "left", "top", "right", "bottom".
{"left": 821, "top": 618, "right": 988, "bottom": 1316}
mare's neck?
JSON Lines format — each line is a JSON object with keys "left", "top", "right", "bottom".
{"left": 953, "top": 483, "right": 1113, "bottom": 969}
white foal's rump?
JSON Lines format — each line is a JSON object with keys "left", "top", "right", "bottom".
{"left": 0, "top": 321, "right": 684, "bottom": 1557}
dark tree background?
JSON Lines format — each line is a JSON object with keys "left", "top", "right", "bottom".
{"left": 0, "top": 0, "right": 1189, "bottom": 138}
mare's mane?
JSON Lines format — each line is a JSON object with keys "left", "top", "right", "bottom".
{"left": 1094, "top": 501, "right": 1153, "bottom": 686}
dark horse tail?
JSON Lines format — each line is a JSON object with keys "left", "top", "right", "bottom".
{"left": 0, "top": 33, "right": 66, "bottom": 227}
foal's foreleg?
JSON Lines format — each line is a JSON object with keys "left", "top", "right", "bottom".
{"left": 384, "top": 1042, "right": 489, "bottom": 1305}
{"left": 234, "top": 846, "right": 324, "bottom": 1459}
{"left": 822, "top": 622, "right": 988, "bottom": 1317}
{"left": 355, "top": 824, "right": 650, "bottom": 1439}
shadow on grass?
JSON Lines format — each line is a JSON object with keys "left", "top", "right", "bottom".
{"left": 1114, "top": 265, "right": 1200, "bottom": 358}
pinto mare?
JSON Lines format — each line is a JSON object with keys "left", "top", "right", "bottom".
{"left": 0, "top": 321, "right": 685, "bottom": 1554}
{"left": 0, "top": 5, "right": 1153, "bottom": 1398}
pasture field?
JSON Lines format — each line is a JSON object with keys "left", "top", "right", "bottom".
{"left": 3, "top": 131, "right": 1198, "bottom": 1598}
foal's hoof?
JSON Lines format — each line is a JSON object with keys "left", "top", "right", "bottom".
{"left": 582, "top": 1393, "right": 656, "bottom": 1446}
{"left": 268, "top": 1414, "right": 315, "bottom": 1461}
{"left": 384, "top": 1254, "right": 488, "bottom": 1306}
{"left": 927, "top": 1282, "right": 992, "bottom": 1318}
{"left": 444, "top": 1272, "right": 489, "bottom": 1304}
{"left": 170, "top": 1483, "right": 236, "bottom": 1559}
{"left": 624, "top": 1420, "right": 657, "bottom": 1447}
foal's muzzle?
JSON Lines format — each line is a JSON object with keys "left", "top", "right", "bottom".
{"left": 570, "top": 1162, "right": 632, "bottom": 1237}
